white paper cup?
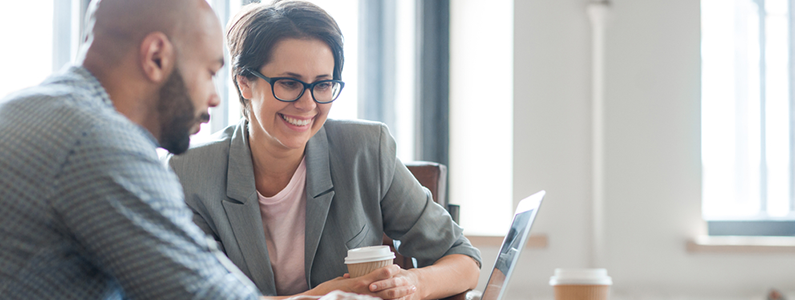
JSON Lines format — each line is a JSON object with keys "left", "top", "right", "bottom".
{"left": 344, "top": 246, "right": 396, "bottom": 278}
{"left": 549, "top": 269, "right": 612, "bottom": 300}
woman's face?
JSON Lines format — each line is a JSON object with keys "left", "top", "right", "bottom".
{"left": 240, "top": 38, "right": 335, "bottom": 152}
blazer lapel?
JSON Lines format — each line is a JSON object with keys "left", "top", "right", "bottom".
{"left": 224, "top": 122, "right": 277, "bottom": 294}
{"left": 304, "top": 126, "right": 334, "bottom": 287}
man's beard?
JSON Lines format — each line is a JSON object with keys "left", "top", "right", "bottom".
{"left": 157, "top": 67, "right": 209, "bottom": 155}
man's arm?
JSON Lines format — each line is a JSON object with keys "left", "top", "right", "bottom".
{"left": 53, "top": 125, "right": 260, "bottom": 299}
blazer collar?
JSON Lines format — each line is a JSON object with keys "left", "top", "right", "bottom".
{"left": 304, "top": 126, "right": 333, "bottom": 197}
{"left": 302, "top": 126, "right": 335, "bottom": 288}
{"left": 226, "top": 121, "right": 334, "bottom": 202}
{"left": 226, "top": 120, "right": 257, "bottom": 203}
{"left": 223, "top": 120, "right": 276, "bottom": 293}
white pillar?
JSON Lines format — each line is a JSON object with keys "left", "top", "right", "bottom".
{"left": 587, "top": 0, "right": 609, "bottom": 268}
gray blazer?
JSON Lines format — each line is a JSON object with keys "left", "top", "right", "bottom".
{"left": 168, "top": 119, "right": 481, "bottom": 296}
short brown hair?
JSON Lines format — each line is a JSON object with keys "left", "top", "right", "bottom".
{"left": 227, "top": 0, "right": 344, "bottom": 119}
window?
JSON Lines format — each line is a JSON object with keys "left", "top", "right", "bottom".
{"left": 0, "top": 1, "right": 56, "bottom": 98}
{"left": 701, "top": 0, "right": 795, "bottom": 235}
{"left": 0, "top": 0, "right": 88, "bottom": 100}
{"left": 449, "top": 0, "right": 514, "bottom": 236}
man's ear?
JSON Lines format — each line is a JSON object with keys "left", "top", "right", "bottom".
{"left": 140, "top": 32, "right": 174, "bottom": 83}
{"left": 237, "top": 74, "right": 254, "bottom": 99}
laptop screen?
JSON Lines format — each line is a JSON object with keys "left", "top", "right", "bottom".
{"left": 480, "top": 190, "right": 545, "bottom": 300}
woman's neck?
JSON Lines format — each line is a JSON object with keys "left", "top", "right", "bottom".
{"left": 247, "top": 128, "right": 305, "bottom": 197}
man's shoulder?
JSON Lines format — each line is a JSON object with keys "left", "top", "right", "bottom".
{"left": 0, "top": 74, "right": 165, "bottom": 211}
{"left": 0, "top": 81, "right": 86, "bottom": 123}
{"left": 0, "top": 76, "right": 158, "bottom": 167}
{"left": 0, "top": 70, "right": 119, "bottom": 132}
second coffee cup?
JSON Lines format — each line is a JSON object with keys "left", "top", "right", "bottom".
{"left": 344, "top": 246, "right": 396, "bottom": 278}
{"left": 549, "top": 268, "right": 612, "bottom": 300}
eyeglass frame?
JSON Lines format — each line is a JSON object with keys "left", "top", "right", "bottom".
{"left": 244, "top": 68, "right": 345, "bottom": 104}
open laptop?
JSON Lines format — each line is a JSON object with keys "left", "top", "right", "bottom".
{"left": 478, "top": 190, "right": 546, "bottom": 300}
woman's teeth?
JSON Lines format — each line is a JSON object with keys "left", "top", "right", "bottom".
{"left": 282, "top": 114, "right": 311, "bottom": 126}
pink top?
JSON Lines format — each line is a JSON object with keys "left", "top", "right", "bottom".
{"left": 257, "top": 158, "right": 309, "bottom": 295}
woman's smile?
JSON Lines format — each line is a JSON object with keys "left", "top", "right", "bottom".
{"left": 280, "top": 113, "right": 314, "bottom": 128}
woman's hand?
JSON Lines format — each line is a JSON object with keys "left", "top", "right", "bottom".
{"left": 302, "top": 264, "right": 415, "bottom": 298}
{"left": 366, "top": 268, "right": 421, "bottom": 300}
{"left": 371, "top": 254, "right": 480, "bottom": 300}
{"left": 303, "top": 254, "right": 478, "bottom": 300}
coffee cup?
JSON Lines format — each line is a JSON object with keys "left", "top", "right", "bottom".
{"left": 549, "top": 268, "right": 612, "bottom": 300}
{"left": 344, "top": 246, "right": 396, "bottom": 278}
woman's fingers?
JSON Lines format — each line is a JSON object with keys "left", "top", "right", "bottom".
{"left": 363, "top": 264, "right": 401, "bottom": 282}
{"left": 368, "top": 275, "right": 409, "bottom": 292}
{"left": 366, "top": 268, "right": 420, "bottom": 300}
{"left": 328, "top": 265, "right": 401, "bottom": 296}
{"left": 373, "top": 285, "right": 416, "bottom": 300}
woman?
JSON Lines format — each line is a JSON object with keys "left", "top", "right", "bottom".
{"left": 168, "top": 1, "right": 481, "bottom": 299}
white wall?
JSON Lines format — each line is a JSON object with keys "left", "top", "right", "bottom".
{"left": 468, "top": 0, "right": 795, "bottom": 299}
{"left": 500, "top": 0, "right": 593, "bottom": 298}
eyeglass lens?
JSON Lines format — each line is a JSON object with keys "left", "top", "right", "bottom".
{"left": 274, "top": 79, "right": 342, "bottom": 102}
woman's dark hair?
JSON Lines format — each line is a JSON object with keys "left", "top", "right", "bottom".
{"left": 227, "top": 0, "right": 344, "bottom": 119}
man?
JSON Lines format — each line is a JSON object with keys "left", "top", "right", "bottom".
{"left": 0, "top": 1, "right": 369, "bottom": 299}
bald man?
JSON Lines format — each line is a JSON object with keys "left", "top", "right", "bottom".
{"left": 0, "top": 0, "right": 261, "bottom": 299}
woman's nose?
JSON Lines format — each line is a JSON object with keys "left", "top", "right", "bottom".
{"left": 293, "top": 88, "right": 317, "bottom": 110}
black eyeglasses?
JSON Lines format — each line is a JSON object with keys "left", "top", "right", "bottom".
{"left": 245, "top": 68, "right": 344, "bottom": 104}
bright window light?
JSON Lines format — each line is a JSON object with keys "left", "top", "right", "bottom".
{"left": 701, "top": 0, "right": 794, "bottom": 219}
{"left": 0, "top": 1, "right": 54, "bottom": 100}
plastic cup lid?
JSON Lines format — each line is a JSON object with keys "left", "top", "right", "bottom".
{"left": 549, "top": 268, "right": 613, "bottom": 286}
{"left": 344, "top": 246, "right": 396, "bottom": 264}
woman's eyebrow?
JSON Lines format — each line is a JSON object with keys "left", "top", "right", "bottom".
{"left": 277, "top": 72, "right": 332, "bottom": 80}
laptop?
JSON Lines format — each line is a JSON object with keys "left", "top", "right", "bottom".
{"left": 478, "top": 190, "right": 546, "bottom": 300}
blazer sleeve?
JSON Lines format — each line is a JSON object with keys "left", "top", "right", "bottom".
{"left": 375, "top": 124, "right": 482, "bottom": 268}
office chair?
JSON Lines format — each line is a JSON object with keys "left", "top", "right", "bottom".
{"left": 404, "top": 161, "right": 459, "bottom": 223}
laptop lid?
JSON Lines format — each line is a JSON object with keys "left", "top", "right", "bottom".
{"left": 480, "top": 190, "right": 546, "bottom": 300}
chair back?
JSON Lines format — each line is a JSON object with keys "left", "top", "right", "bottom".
{"left": 405, "top": 161, "right": 447, "bottom": 207}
